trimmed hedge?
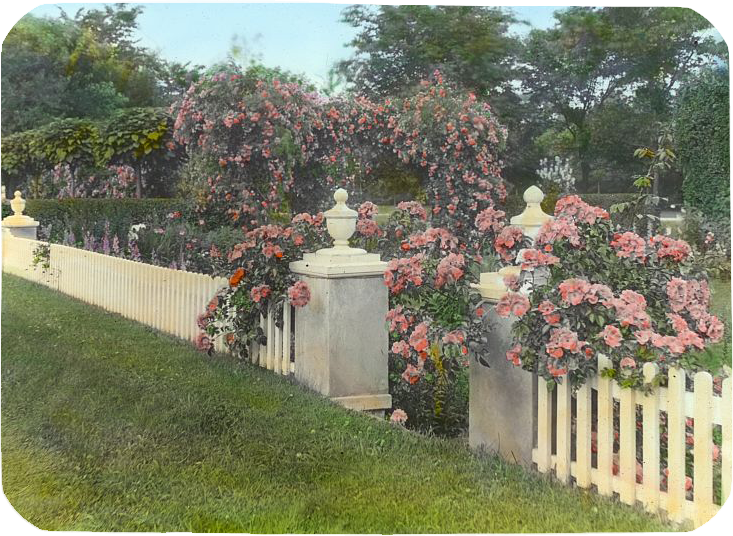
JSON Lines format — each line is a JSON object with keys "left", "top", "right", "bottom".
{"left": 8, "top": 198, "right": 194, "bottom": 243}
{"left": 675, "top": 67, "right": 730, "bottom": 220}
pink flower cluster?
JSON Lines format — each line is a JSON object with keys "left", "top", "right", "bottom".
{"left": 545, "top": 327, "right": 587, "bottom": 361}
{"left": 390, "top": 408, "right": 408, "bottom": 424}
{"left": 384, "top": 254, "right": 424, "bottom": 294}
{"left": 356, "top": 218, "right": 382, "bottom": 238}
{"left": 407, "top": 227, "right": 459, "bottom": 250}
{"left": 554, "top": 195, "right": 609, "bottom": 224}
{"left": 538, "top": 300, "right": 561, "bottom": 325}
{"left": 604, "top": 289, "right": 651, "bottom": 329}
{"left": 386, "top": 305, "right": 412, "bottom": 333}
{"left": 475, "top": 206, "right": 506, "bottom": 233}
{"left": 506, "top": 344, "right": 522, "bottom": 366}
{"left": 667, "top": 278, "right": 723, "bottom": 342}
{"left": 396, "top": 201, "right": 427, "bottom": 221}
{"left": 287, "top": 280, "right": 311, "bottom": 308}
{"left": 409, "top": 321, "right": 430, "bottom": 352}
{"left": 610, "top": 232, "right": 647, "bottom": 261}
{"left": 535, "top": 218, "right": 581, "bottom": 247}
{"left": 495, "top": 292, "right": 530, "bottom": 318}
{"left": 358, "top": 201, "right": 379, "bottom": 219}
{"left": 494, "top": 226, "right": 525, "bottom": 262}
{"left": 250, "top": 284, "right": 271, "bottom": 303}
{"left": 434, "top": 253, "right": 465, "bottom": 288}
{"left": 650, "top": 235, "right": 691, "bottom": 263}
{"left": 558, "top": 278, "right": 613, "bottom": 306}
{"left": 518, "top": 248, "right": 559, "bottom": 271}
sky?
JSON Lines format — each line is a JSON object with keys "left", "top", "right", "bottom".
{"left": 25, "top": 3, "right": 561, "bottom": 86}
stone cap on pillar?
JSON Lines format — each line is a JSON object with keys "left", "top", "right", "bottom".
{"left": 471, "top": 266, "right": 521, "bottom": 301}
{"left": 2, "top": 190, "right": 39, "bottom": 229}
{"left": 290, "top": 188, "right": 387, "bottom": 278}
{"left": 509, "top": 185, "right": 553, "bottom": 240}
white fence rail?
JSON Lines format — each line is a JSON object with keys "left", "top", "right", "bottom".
{"left": 3, "top": 233, "right": 297, "bottom": 369}
{"left": 533, "top": 354, "right": 731, "bottom": 527}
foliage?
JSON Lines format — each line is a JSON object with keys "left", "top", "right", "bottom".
{"left": 201, "top": 213, "right": 330, "bottom": 356}
{"left": 675, "top": 67, "right": 730, "bottom": 220}
{"left": 337, "top": 5, "right": 519, "bottom": 99}
{"left": 348, "top": 201, "right": 518, "bottom": 434}
{"left": 1, "top": 109, "right": 183, "bottom": 198}
{"left": 521, "top": 7, "right": 721, "bottom": 192}
{"left": 100, "top": 107, "right": 184, "bottom": 197}
{"left": 679, "top": 207, "right": 732, "bottom": 280}
{"left": 503, "top": 195, "right": 724, "bottom": 390}
{"left": 1, "top": 6, "right": 194, "bottom": 135}
{"left": 22, "top": 197, "right": 193, "bottom": 245}
{"left": 171, "top": 70, "right": 508, "bottom": 239}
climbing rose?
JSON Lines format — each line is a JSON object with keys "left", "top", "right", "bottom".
{"left": 506, "top": 344, "right": 522, "bottom": 366}
{"left": 287, "top": 280, "right": 311, "bottom": 308}
{"left": 495, "top": 292, "right": 530, "bottom": 318}
{"left": 390, "top": 408, "right": 408, "bottom": 424}
{"left": 602, "top": 325, "right": 623, "bottom": 348}
{"left": 409, "top": 322, "right": 430, "bottom": 352}
{"left": 250, "top": 284, "right": 271, "bottom": 303}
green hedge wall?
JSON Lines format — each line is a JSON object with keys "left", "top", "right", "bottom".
{"left": 4, "top": 198, "right": 194, "bottom": 243}
{"left": 675, "top": 68, "right": 730, "bottom": 220}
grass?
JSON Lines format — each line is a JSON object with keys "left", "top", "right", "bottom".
{"left": 1, "top": 274, "right": 677, "bottom": 532}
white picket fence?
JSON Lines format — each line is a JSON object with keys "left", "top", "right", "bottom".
{"left": 1, "top": 233, "right": 294, "bottom": 372}
{"left": 533, "top": 354, "right": 732, "bottom": 527}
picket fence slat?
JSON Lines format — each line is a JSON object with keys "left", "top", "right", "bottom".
{"left": 667, "top": 367, "right": 687, "bottom": 524}
{"left": 575, "top": 382, "right": 592, "bottom": 488}
{"left": 536, "top": 379, "right": 552, "bottom": 473}
{"left": 528, "top": 353, "right": 725, "bottom": 528}
{"left": 693, "top": 372, "right": 714, "bottom": 527}
{"left": 619, "top": 385, "right": 636, "bottom": 505}
{"left": 596, "top": 354, "right": 614, "bottom": 497}
{"left": 642, "top": 362, "right": 661, "bottom": 513}
{"left": 556, "top": 378, "right": 572, "bottom": 483}
{"left": 724, "top": 372, "right": 732, "bottom": 505}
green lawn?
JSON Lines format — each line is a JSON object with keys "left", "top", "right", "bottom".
{"left": 1, "top": 274, "right": 676, "bottom": 532}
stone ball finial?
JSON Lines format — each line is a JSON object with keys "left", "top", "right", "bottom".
{"left": 334, "top": 188, "right": 348, "bottom": 205}
{"left": 11, "top": 190, "right": 26, "bottom": 216}
{"left": 523, "top": 185, "right": 544, "bottom": 205}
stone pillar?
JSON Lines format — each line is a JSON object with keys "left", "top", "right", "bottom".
{"left": 2, "top": 190, "right": 39, "bottom": 240}
{"left": 290, "top": 189, "right": 392, "bottom": 412}
{"left": 469, "top": 185, "right": 553, "bottom": 466}
{"left": 469, "top": 301, "right": 537, "bottom": 466}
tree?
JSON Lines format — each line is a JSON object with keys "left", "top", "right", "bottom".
{"left": 1, "top": 5, "right": 197, "bottom": 134}
{"left": 337, "top": 5, "right": 520, "bottom": 99}
{"left": 521, "top": 7, "right": 721, "bottom": 192}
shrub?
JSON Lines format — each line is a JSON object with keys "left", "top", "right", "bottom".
{"left": 502, "top": 195, "right": 724, "bottom": 390}
{"left": 675, "top": 67, "right": 730, "bottom": 219}
{"left": 24, "top": 198, "right": 194, "bottom": 244}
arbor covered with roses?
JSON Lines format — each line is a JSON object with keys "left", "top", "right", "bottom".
{"left": 170, "top": 70, "right": 507, "bottom": 238}
{"left": 498, "top": 195, "right": 724, "bottom": 389}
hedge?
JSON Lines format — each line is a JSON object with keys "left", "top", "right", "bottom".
{"left": 3, "top": 198, "right": 194, "bottom": 243}
{"left": 675, "top": 67, "right": 730, "bottom": 220}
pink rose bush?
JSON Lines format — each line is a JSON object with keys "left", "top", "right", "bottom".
{"left": 506, "top": 195, "right": 724, "bottom": 389}
{"left": 199, "top": 211, "right": 330, "bottom": 358}
{"left": 351, "top": 201, "right": 496, "bottom": 435}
